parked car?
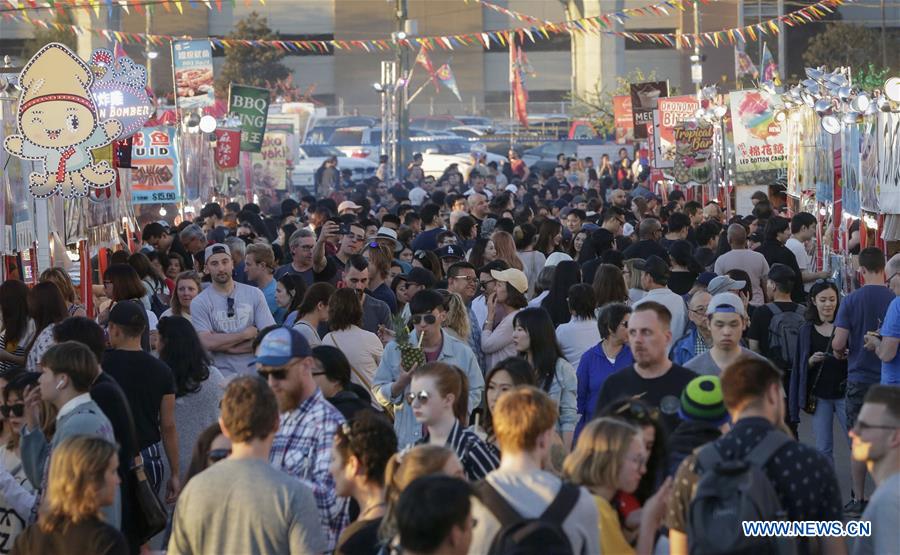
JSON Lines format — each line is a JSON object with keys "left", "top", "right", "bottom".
{"left": 416, "top": 139, "right": 507, "bottom": 179}
{"left": 521, "top": 139, "right": 621, "bottom": 176}
{"left": 290, "top": 144, "right": 377, "bottom": 191}
{"left": 305, "top": 116, "right": 379, "bottom": 144}
{"left": 328, "top": 126, "right": 435, "bottom": 162}
{"left": 411, "top": 116, "right": 465, "bottom": 131}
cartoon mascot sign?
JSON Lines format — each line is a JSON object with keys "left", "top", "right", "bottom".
{"left": 3, "top": 43, "right": 123, "bottom": 199}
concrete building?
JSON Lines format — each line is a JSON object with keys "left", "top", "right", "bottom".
{"left": 0, "top": 0, "right": 895, "bottom": 118}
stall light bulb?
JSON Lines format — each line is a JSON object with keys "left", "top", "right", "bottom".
{"left": 159, "top": 207, "right": 167, "bottom": 216}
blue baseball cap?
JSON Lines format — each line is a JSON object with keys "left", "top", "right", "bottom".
{"left": 254, "top": 327, "right": 311, "bottom": 367}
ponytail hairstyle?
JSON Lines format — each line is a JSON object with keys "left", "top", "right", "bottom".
{"left": 412, "top": 362, "right": 469, "bottom": 426}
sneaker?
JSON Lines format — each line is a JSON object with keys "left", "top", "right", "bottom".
{"left": 844, "top": 498, "right": 865, "bottom": 517}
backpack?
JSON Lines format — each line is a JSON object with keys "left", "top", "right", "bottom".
{"left": 476, "top": 481, "right": 579, "bottom": 555}
{"left": 766, "top": 303, "right": 806, "bottom": 369}
{"left": 686, "top": 430, "right": 797, "bottom": 555}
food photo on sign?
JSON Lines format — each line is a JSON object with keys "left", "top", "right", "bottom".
{"left": 2, "top": 43, "right": 123, "bottom": 199}
{"left": 654, "top": 95, "right": 699, "bottom": 168}
{"left": 172, "top": 39, "right": 215, "bottom": 109}
{"left": 673, "top": 121, "right": 714, "bottom": 186}
{"left": 131, "top": 127, "right": 180, "bottom": 204}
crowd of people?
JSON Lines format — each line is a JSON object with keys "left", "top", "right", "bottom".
{"left": 0, "top": 150, "right": 896, "bottom": 555}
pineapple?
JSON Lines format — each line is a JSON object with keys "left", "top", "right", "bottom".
{"left": 392, "top": 314, "right": 425, "bottom": 371}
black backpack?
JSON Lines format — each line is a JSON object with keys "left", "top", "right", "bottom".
{"left": 686, "top": 430, "right": 797, "bottom": 555}
{"left": 476, "top": 481, "right": 579, "bottom": 555}
{"left": 766, "top": 303, "right": 806, "bottom": 369}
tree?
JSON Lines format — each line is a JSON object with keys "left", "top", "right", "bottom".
{"left": 803, "top": 23, "right": 894, "bottom": 73}
{"left": 22, "top": 11, "right": 78, "bottom": 62}
{"left": 214, "top": 12, "right": 290, "bottom": 96}
{"left": 568, "top": 68, "right": 667, "bottom": 138}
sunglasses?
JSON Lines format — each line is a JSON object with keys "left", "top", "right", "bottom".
{"left": 614, "top": 400, "right": 660, "bottom": 423}
{"left": 411, "top": 314, "right": 437, "bottom": 325}
{"left": 0, "top": 404, "right": 24, "bottom": 418}
{"left": 208, "top": 448, "right": 231, "bottom": 463}
{"left": 227, "top": 297, "right": 235, "bottom": 319}
{"left": 367, "top": 241, "right": 380, "bottom": 249}
{"left": 257, "top": 368, "right": 288, "bottom": 381}
{"left": 406, "top": 390, "right": 430, "bottom": 405}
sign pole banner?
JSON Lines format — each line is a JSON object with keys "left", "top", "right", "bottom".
{"left": 214, "top": 127, "right": 241, "bottom": 169}
{"left": 654, "top": 95, "right": 700, "bottom": 168}
{"left": 172, "top": 40, "right": 215, "bottom": 109}
{"left": 88, "top": 46, "right": 153, "bottom": 140}
{"left": 673, "top": 121, "right": 714, "bottom": 186}
{"left": 131, "top": 126, "right": 180, "bottom": 204}
{"left": 629, "top": 81, "right": 669, "bottom": 140}
{"left": 228, "top": 84, "right": 271, "bottom": 153}
{"left": 613, "top": 95, "right": 634, "bottom": 144}
{"left": 728, "top": 89, "right": 788, "bottom": 172}
{"left": 250, "top": 128, "right": 290, "bottom": 192}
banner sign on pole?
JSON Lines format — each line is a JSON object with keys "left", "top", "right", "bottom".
{"left": 131, "top": 126, "right": 180, "bottom": 204}
{"left": 613, "top": 95, "right": 634, "bottom": 144}
{"left": 228, "top": 84, "right": 271, "bottom": 153}
{"left": 629, "top": 81, "right": 668, "bottom": 139}
{"left": 729, "top": 89, "right": 788, "bottom": 172}
{"left": 250, "top": 129, "right": 290, "bottom": 191}
{"left": 654, "top": 95, "right": 699, "bottom": 168}
{"left": 172, "top": 40, "right": 215, "bottom": 109}
{"left": 88, "top": 47, "right": 153, "bottom": 140}
{"left": 214, "top": 128, "right": 241, "bottom": 169}
{"left": 673, "top": 121, "right": 714, "bottom": 186}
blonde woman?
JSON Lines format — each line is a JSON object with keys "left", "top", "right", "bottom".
{"left": 13, "top": 435, "right": 126, "bottom": 554}
{"left": 160, "top": 271, "right": 203, "bottom": 324}
{"left": 624, "top": 258, "right": 647, "bottom": 304}
{"left": 563, "top": 418, "right": 671, "bottom": 555}
{"left": 437, "top": 290, "right": 470, "bottom": 343}
{"left": 39, "top": 267, "right": 86, "bottom": 318}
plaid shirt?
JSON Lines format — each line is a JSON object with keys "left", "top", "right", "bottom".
{"left": 270, "top": 388, "right": 348, "bottom": 551}
{"left": 694, "top": 332, "right": 711, "bottom": 357}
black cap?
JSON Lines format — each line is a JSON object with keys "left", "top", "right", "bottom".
{"left": 634, "top": 255, "right": 670, "bottom": 282}
{"left": 768, "top": 263, "right": 796, "bottom": 286}
{"left": 436, "top": 245, "right": 463, "bottom": 259}
{"left": 108, "top": 301, "right": 147, "bottom": 328}
{"left": 399, "top": 267, "right": 436, "bottom": 288}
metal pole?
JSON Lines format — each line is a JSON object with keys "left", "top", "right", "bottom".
{"left": 144, "top": 6, "right": 153, "bottom": 93}
{"left": 736, "top": 0, "right": 744, "bottom": 85}
{"left": 882, "top": 0, "right": 887, "bottom": 69}
{"left": 395, "top": 0, "right": 409, "bottom": 174}
{"left": 693, "top": 3, "right": 701, "bottom": 97}
{"left": 777, "top": 0, "right": 785, "bottom": 82}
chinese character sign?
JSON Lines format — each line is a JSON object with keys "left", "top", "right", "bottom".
{"left": 654, "top": 96, "right": 699, "bottom": 168}
{"left": 673, "top": 122, "right": 714, "bottom": 186}
{"left": 215, "top": 128, "right": 241, "bottom": 169}
{"left": 131, "top": 126, "right": 180, "bottom": 204}
{"left": 250, "top": 130, "right": 289, "bottom": 191}
{"left": 613, "top": 95, "right": 634, "bottom": 144}
{"left": 729, "top": 89, "right": 788, "bottom": 172}
{"left": 88, "top": 47, "right": 153, "bottom": 140}
{"left": 172, "top": 40, "right": 214, "bottom": 109}
{"left": 228, "top": 84, "right": 271, "bottom": 153}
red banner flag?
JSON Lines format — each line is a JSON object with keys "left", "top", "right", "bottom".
{"left": 415, "top": 47, "right": 440, "bottom": 92}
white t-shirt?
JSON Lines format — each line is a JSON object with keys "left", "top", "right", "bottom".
{"left": 191, "top": 282, "right": 276, "bottom": 379}
{"left": 786, "top": 237, "right": 814, "bottom": 291}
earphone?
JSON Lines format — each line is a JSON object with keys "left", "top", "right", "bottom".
{"left": 55, "top": 380, "right": 64, "bottom": 391}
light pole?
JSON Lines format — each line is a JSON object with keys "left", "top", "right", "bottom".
{"left": 394, "top": 0, "right": 409, "bottom": 175}
{"left": 144, "top": 6, "right": 157, "bottom": 94}
{"left": 691, "top": 3, "right": 703, "bottom": 97}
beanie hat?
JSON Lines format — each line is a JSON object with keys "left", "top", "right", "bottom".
{"left": 679, "top": 375, "right": 729, "bottom": 425}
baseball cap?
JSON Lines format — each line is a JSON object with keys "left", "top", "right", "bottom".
{"left": 400, "top": 267, "right": 436, "bottom": 288}
{"left": 634, "top": 255, "right": 670, "bottom": 282}
{"left": 436, "top": 245, "right": 463, "bottom": 260}
{"left": 706, "top": 292, "right": 747, "bottom": 317}
{"left": 255, "top": 327, "right": 311, "bottom": 367}
{"left": 108, "top": 301, "right": 147, "bottom": 328}
{"left": 768, "top": 263, "right": 796, "bottom": 286}
{"left": 204, "top": 243, "right": 231, "bottom": 262}
{"left": 572, "top": 195, "right": 586, "bottom": 204}
{"left": 338, "top": 200, "right": 362, "bottom": 213}
{"left": 545, "top": 252, "right": 573, "bottom": 268}
{"left": 491, "top": 268, "right": 528, "bottom": 294}
{"left": 679, "top": 375, "right": 729, "bottom": 425}
{"left": 707, "top": 275, "right": 747, "bottom": 296}
{"left": 622, "top": 222, "right": 635, "bottom": 237}
{"left": 504, "top": 184, "right": 518, "bottom": 194}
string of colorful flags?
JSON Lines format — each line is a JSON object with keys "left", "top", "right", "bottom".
{"left": 1, "top": 0, "right": 267, "bottom": 17}
{"left": 1, "top": 0, "right": 847, "bottom": 51}
{"left": 471, "top": 0, "right": 711, "bottom": 27}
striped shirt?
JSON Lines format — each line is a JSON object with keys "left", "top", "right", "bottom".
{"left": 270, "top": 388, "right": 349, "bottom": 552}
{"left": 418, "top": 421, "right": 499, "bottom": 482}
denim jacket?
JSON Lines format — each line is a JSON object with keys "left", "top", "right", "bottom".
{"left": 671, "top": 326, "right": 702, "bottom": 366}
{"left": 789, "top": 322, "right": 815, "bottom": 423}
{"left": 373, "top": 330, "right": 484, "bottom": 448}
